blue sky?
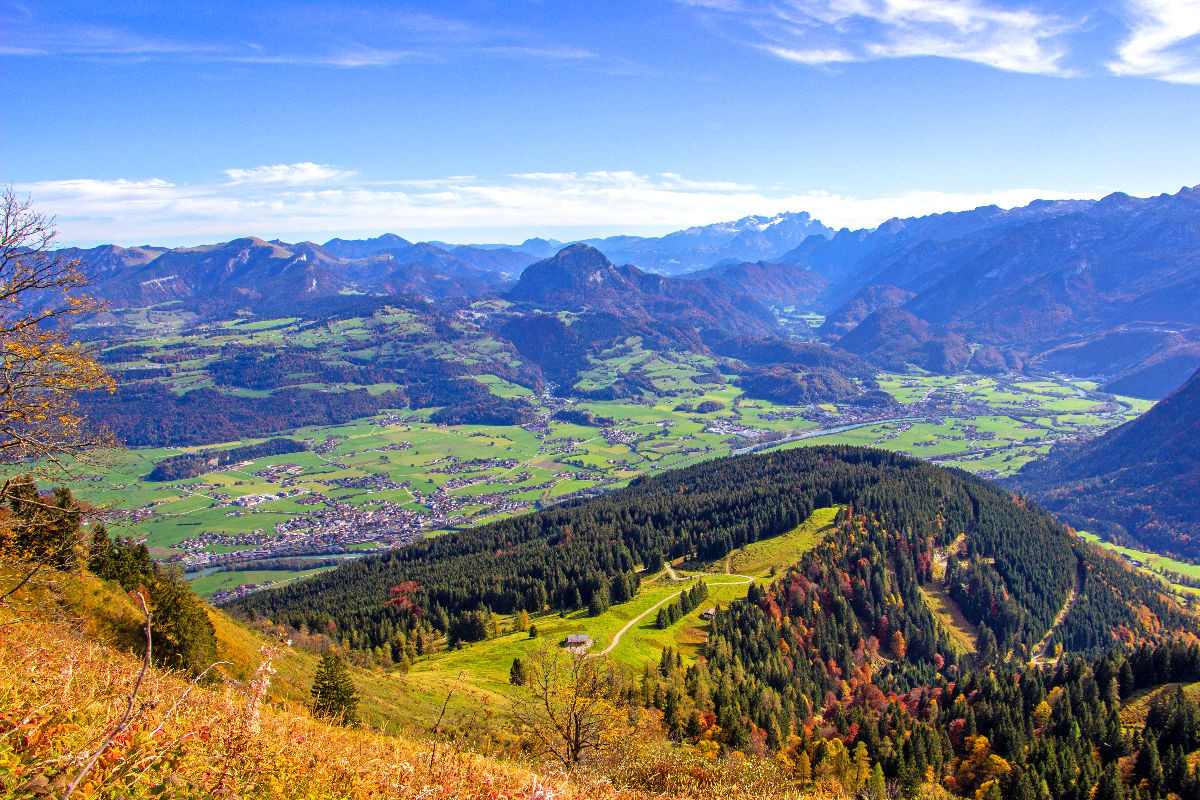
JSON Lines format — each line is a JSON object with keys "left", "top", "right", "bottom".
{"left": 2, "top": 0, "right": 1199, "bottom": 246}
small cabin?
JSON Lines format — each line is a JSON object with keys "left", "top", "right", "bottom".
{"left": 699, "top": 608, "right": 716, "bottom": 621}
{"left": 564, "top": 633, "right": 593, "bottom": 649}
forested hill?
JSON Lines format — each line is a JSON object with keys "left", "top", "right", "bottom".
{"left": 233, "top": 446, "right": 1190, "bottom": 666}
{"left": 1013, "top": 367, "right": 1200, "bottom": 559}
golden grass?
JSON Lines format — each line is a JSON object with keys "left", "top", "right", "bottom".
{"left": 918, "top": 584, "right": 978, "bottom": 656}
{"left": 727, "top": 507, "right": 839, "bottom": 579}
{"left": 0, "top": 563, "right": 879, "bottom": 800}
{"left": 1118, "top": 681, "right": 1200, "bottom": 728}
{"left": 0, "top": 593, "right": 654, "bottom": 799}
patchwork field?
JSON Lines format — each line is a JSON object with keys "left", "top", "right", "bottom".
{"left": 48, "top": 307, "right": 1155, "bottom": 600}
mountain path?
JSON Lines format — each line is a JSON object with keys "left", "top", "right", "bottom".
{"left": 590, "top": 570, "right": 752, "bottom": 658}
{"left": 1032, "top": 560, "right": 1084, "bottom": 664}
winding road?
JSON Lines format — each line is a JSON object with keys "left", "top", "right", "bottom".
{"left": 590, "top": 561, "right": 754, "bottom": 658}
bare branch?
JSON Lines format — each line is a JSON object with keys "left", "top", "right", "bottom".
{"left": 64, "top": 590, "right": 152, "bottom": 800}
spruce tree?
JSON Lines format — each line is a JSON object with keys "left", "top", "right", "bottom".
{"left": 867, "top": 762, "right": 886, "bottom": 798}
{"left": 1095, "top": 762, "right": 1123, "bottom": 800}
{"left": 509, "top": 657, "right": 527, "bottom": 686}
{"left": 146, "top": 568, "right": 218, "bottom": 679}
{"left": 311, "top": 651, "right": 358, "bottom": 725}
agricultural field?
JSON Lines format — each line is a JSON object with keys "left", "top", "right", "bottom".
{"left": 1077, "top": 531, "right": 1200, "bottom": 599}
{"left": 57, "top": 306, "right": 1156, "bottom": 600}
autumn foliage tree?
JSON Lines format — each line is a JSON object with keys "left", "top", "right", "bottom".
{"left": 509, "top": 647, "right": 628, "bottom": 770}
{"left": 0, "top": 189, "right": 114, "bottom": 493}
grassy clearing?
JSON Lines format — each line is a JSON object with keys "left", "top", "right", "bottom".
{"left": 1120, "top": 681, "right": 1200, "bottom": 727}
{"left": 919, "top": 584, "right": 978, "bottom": 656}
{"left": 727, "top": 506, "right": 839, "bottom": 578}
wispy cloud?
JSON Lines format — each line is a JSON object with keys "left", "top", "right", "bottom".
{"left": 0, "top": 22, "right": 223, "bottom": 58}
{"left": 17, "top": 164, "right": 1108, "bottom": 247}
{"left": 1108, "top": 0, "right": 1200, "bottom": 84}
{"left": 0, "top": 5, "right": 595, "bottom": 67}
{"left": 679, "top": 0, "right": 1079, "bottom": 76}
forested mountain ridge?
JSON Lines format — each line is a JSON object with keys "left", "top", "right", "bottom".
{"left": 684, "top": 260, "right": 827, "bottom": 308}
{"left": 233, "top": 446, "right": 1191, "bottom": 666}
{"left": 1013, "top": 367, "right": 1200, "bottom": 559}
{"left": 507, "top": 243, "right": 779, "bottom": 339}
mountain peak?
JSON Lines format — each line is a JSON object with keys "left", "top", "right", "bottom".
{"left": 509, "top": 244, "right": 621, "bottom": 300}
{"left": 547, "top": 242, "right": 613, "bottom": 269}
{"left": 321, "top": 233, "right": 413, "bottom": 259}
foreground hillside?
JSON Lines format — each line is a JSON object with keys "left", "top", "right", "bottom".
{"left": 1015, "top": 367, "right": 1200, "bottom": 559}
{"left": 227, "top": 445, "right": 1200, "bottom": 799}
{"left": 0, "top": 567, "right": 829, "bottom": 800}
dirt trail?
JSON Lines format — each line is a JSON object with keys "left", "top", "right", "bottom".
{"left": 663, "top": 563, "right": 691, "bottom": 582}
{"left": 1032, "top": 560, "right": 1084, "bottom": 664}
{"left": 590, "top": 571, "right": 752, "bottom": 658}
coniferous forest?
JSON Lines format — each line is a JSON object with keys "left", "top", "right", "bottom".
{"left": 232, "top": 446, "right": 1199, "bottom": 798}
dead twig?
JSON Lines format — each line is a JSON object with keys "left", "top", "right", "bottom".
{"left": 63, "top": 590, "right": 151, "bottom": 800}
{"left": 426, "top": 672, "right": 462, "bottom": 775}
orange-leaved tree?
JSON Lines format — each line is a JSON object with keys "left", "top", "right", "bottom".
{"left": 0, "top": 188, "right": 115, "bottom": 489}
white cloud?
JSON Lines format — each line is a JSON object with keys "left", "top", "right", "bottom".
{"left": 16, "top": 166, "right": 1109, "bottom": 247}
{"left": 680, "top": 0, "right": 1077, "bottom": 76}
{"left": 1108, "top": 0, "right": 1200, "bottom": 84}
{"left": 223, "top": 162, "right": 357, "bottom": 185}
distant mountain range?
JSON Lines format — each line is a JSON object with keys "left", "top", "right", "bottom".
{"left": 57, "top": 237, "right": 524, "bottom": 310}
{"left": 803, "top": 187, "right": 1200, "bottom": 397}
{"left": 1013, "top": 366, "right": 1200, "bottom": 559}
{"left": 499, "top": 211, "right": 833, "bottom": 273}
{"left": 61, "top": 185, "right": 1200, "bottom": 397}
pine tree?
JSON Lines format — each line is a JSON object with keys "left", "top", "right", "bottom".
{"left": 1096, "top": 762, "right": 1124, "bottom": 800}
{"left": 311, "top": 651, "right": 358, "bottom": 725}
{"left": 867, "top": 762, "right": 886, "bottom": 798}
{"left": 146, "top": 568, "right": 218, "bottom": 679}
{"left": 1141, "top": 735, "right": 1164, "bottom": 798}
{"left": 509, "top": 657, "right": 527, "bottom": 686}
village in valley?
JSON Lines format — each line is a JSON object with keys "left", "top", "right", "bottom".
{"left": 87, "top": 360, "right": 1148, "bottom": 603}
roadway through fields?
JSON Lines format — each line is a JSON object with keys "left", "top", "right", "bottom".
{"left": 730, "top": 417, "right": 925, "bottom": 456}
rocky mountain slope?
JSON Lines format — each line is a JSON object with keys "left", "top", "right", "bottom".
{"left": 1013, "top": 367, "right": 1200, "bottom": 558}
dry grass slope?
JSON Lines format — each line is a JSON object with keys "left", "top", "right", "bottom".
{"left": 0, "top": 568, "right": 641, "bottom": 800}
